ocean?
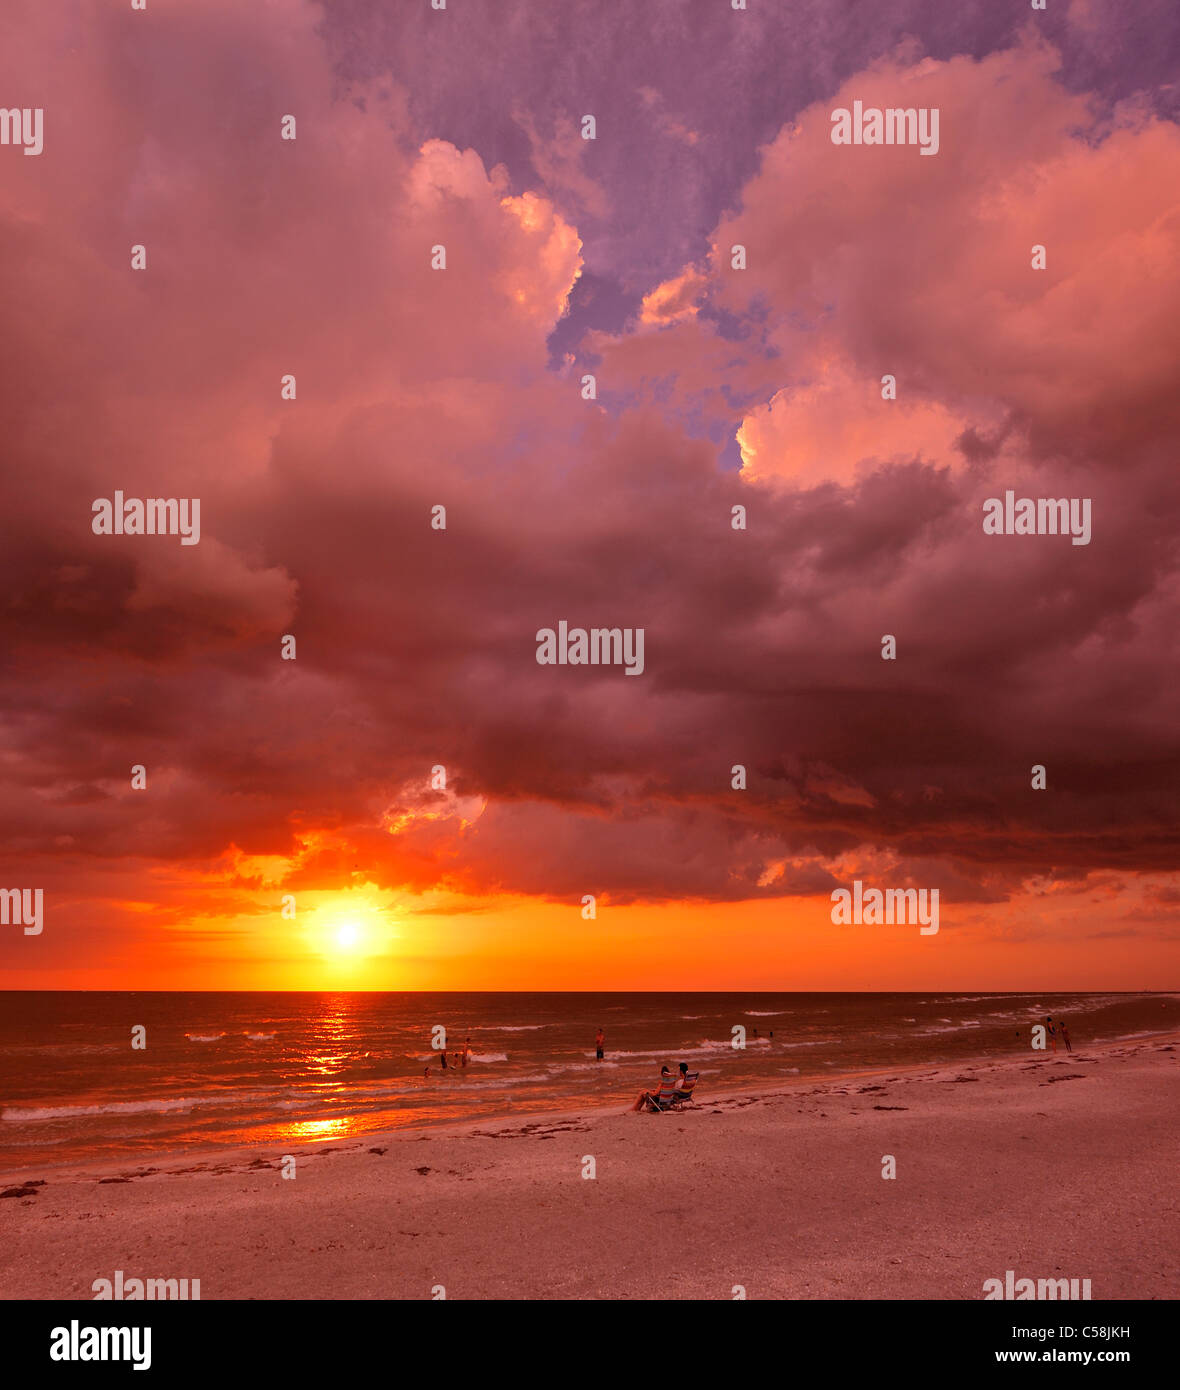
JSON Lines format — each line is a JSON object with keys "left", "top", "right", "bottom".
{"left": 1, "top": 991, "right": 1175, "bottom": 1171}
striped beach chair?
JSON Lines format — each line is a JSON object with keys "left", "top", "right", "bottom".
{"left": 644, "top": 1073, "right": 681, "bottom": 1112}
{"left": 670, "top": 1071, "right": 699, "bottom": 1106}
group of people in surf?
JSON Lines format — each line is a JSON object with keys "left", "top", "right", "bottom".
{"left": 424, "top": 1036, "right": 472, "bottom": 1077}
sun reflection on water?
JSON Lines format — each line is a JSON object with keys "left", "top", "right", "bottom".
{"left": 277, "top": 1116, "right": 360, "bottom": 1144}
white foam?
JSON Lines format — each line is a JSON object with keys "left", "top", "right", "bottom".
{"left": 4, "top": 1097, "right": 199, "bottom": 1122}
{"left": 409, "top": 1050, "right": 508, "bottom": 1063}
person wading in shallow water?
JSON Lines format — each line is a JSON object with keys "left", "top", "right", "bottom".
{"left": 595, "top": 1027, "right": 605, "bottom": 1061}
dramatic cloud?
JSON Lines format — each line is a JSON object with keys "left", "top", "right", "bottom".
{"left": 1, "top": 0, "right": 1176, "bottom": 984}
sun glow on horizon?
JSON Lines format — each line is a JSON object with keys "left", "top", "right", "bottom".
{"left": 301, "top": 892, "right": 406, "bottom": 971}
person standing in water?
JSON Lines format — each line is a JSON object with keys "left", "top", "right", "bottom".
{"left": 1046, "top": 1016, "right": 1057, "bottom": 1054}
{"left": 595, "top": 1027, "right": 605, "bottom": 1061}
{"left": 1059, "top": 1020, "right": 1072, "bottom": 1053}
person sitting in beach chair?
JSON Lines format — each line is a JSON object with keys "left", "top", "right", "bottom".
{"left": 670, "top": 1064, "right": 699, "bottom": 1106}
{"left": 630, "top": 1066, "right": 676, "bottom": 1112}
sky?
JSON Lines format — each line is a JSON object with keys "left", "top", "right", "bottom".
{"left": 1, "top": 0, "right": 1178, "bottom": 990}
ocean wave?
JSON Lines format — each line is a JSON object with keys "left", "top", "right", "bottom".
{"left": 601, "top": 1047, "right": 694, "bottom": 1061}
{"left": 244, "top": 1032, "right": 275, "bottom": 1041}
{"left": 275, "top": 1084, "right": 416, "bottom": 1108}
{"left": 3, "top": 1097, "right": 201, "bottom": 1123}
{"left": 408, "top": 1051, "right": 508, "bottom": 1064}
{"left": 447, "top": 1073, "right": 552, "bottom": 1088}
{"left": 605, "top": 1038, "right": 772, "bottom": 1060}
{"left": 0, "top": 1084, "right": 305, "bottom": 1123}
{"left": 185, "top": 1033, "right": 225, "bottom": 1042}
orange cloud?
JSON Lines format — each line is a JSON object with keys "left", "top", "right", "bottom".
{"left": 639, "top": 265, "right": 708, "bottom": 326}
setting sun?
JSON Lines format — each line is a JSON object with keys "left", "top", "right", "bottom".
{"left": 335, "top": 923, "right": 360, "bottom": 950}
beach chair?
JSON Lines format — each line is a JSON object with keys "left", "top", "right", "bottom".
{"left": 670, "top": 1072, "right": 699, "bottom": 1107}
{"left": 643, "top": 1074, "right": 681, "bottom": 1112}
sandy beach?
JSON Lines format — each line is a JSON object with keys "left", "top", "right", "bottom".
{"left": 2, "top": 1034, "right": 1176, "bottom": 1301}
